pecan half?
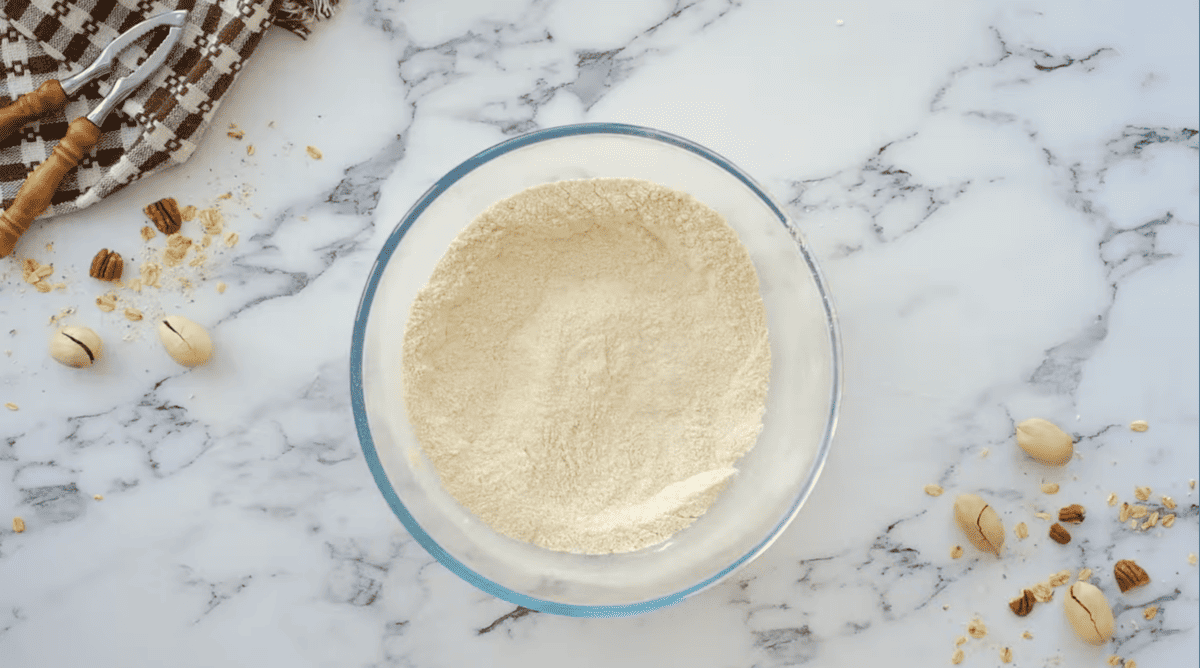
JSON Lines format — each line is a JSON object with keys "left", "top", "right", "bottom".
{"left": 1049, "top": 523, "right": 1072, "bottom": 544}
{"left": 144, "top": 197, "right": 182, "bottom": 235}
{"left": 1009, "top": 589, "right": 1036, "bottom": 616}
{"left": 1114, "top": 559, "right": 1150, "bottom": 593}
{"left": 1059, "top": 504, "right": 1086, "bottom": 524}
{"left": 89, "top": 249, "right": 123, "bottom": 282}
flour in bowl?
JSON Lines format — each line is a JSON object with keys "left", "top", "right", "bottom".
{"left": 402, "top": 178, "right": 770, "bottom": 554}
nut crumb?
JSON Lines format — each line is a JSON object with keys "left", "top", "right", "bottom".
{"left": 1049, "top": 523, "right": 1071, "bottom": 544}
{"left": 967, "top": 618, "right": 986, "bottom": 639}
{"left": 218, "top": 192, "right": 232, "bottom": 200}
{"left": 216, "top": 282, "right": 227, "bottom": 294}
{"left": 141, "top": 225, "right": 156, "bottom": 241}
{"left": 1129, "top": 420, "right": 1149, "bottom": 432}
{"left": 93, "top": 494, "right": 103, "bottom": 501}
{"left": 4, "top": 402, "right": 17, "bottom": 411}
{"left": 1059, "top": 504, "right": 1085, "bottom": 523}
{"left": 951, "top": 545, "right": 963, "bottom": 559}
{"left": 1107, "top": 492, "right": 1118, "bottom": 506}
{"left": 1000, "top": 647, "right": 1012, "bottom": 663}
{"left": 306, "top": 145, "right": 323, "bottom": 160}
{"left": 247, "top": 144, "right": 255, "bottom": 156}
{"left": 1134, "top": 486, "right": 1151, "bottom": 501}
{"left": 227, "top": 129, "right": 244, "bottom": 139}
{"left": 96, "top": 292, "right": 118, "bottom": 312}
{"left": 1162, "top": 495, "right": 1176, "bottom": 510}
{"left": 1009, "top": 589, "right": 1035, "bottom": 616}
{"left": 1041, "top": 482, "right": 1060, "bottom": 494}
{"left": 1034, "top": 512, "right": 1053, "bottom": 521}
{"left": 924, "top": 483, "right": 943, "bottom": 496}
{"left": 1022, "top": 630, "right": 1032, "bottom": 640}
{"left": 12, "top": 517, "right": 24, "bottom": 532}
{"left": 951, "top": 648, "right": 963, "bottom": 665}
{"left": 1015, "top": 522, "right": 1029, "bottom": 540}
{"left": 1077, "top": 568, "right": 1092, "bottom": 582}
{"left": 124, "top": 307, "right": 143, "bottom": 322}
{"left": 1143, "top": 605, "right": 1157, "bottom": 621}
{"left": 1162, "top": 513, "right": 1175, "bottom": 528}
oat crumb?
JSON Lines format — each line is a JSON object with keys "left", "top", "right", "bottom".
{"left": 1124, "top": 660, "right": 1137, "bottom": 668}
{"left": 216, "top": 282, "right": 227, "bottom": 294}
{"left": 967, "top": 618, "right": 986, "bottom": 639}
{"left": 1107, "top": 656, "right": 1122, "bottom": 667}
{"left": 1031, "top": 583, "right": 1054, "bottom": 602}
{"left": 951, "top": 545, "right": 963, "bottom": 559}
{"left": 1041, "top": 482, "right": 1060, "bottom": 494}
{"left": 124, "top": 307, "right": 143, "bottom": 322}
{"left": 1134, "top": 486, "right": 1152, "bottom": 501}
{"left": 141, "top": 225, "right": 156, "bottom": 241}
{"left": 1129, "top": 420, "right": 1149, "bottom": 432}
{"left": 1048, "top": 570, "right": 1071, "bottom": 587}
{"left": 181, "top": 205, "right": 198, "bottom": 221}
{"left": 1034, "top": 512, "right": 1053, "bottom": 521}
{"left": 4, "top": 402, "right": 17, "bottom": 411}
{"left": 1021, "top": 630, "right": 1032, "bottom": 640}
{"left": 955, "top": 636, "right": 967, "bottom": 647}
{"left": 199, "top": 208, "right": 224, "bottom": 235}
{"left": 979, "top": 447, "right": 989, "bottom": 458}
{"left": 218, "top": 192, "right": 232, "bottom": 200}
{"left": 93, "top": 494, "right": 103, "bottom": 501}
{"left": 1015, "top": 522, "right": 1029, "bottom": 540}
{"left": 924, "top": 483, "right": 943, "bottom": 496}
{"left": 1077, "top": 568, "right": 1092, "bottom": 581}
{"left": 1000, "top": 647, "right": 1012, "bottom": 663}
{"left": 306, "top": 145, "right": 323, "bottom": 160}
{"left": 1189, "top": 553, "right": 1197, "bottom": 566}
{"left": 1190, "top": 479, "right": 1197, "bottom": 490}
{"left": 224, "top": 231, "right": 239, "bottom": 247}
{"left": 247, "top": 144, "right": 255, "bottom": 156}
{"left": 96, "top": 292, "right": 118, "bottom": 312}
{"left": 1108, "top": 492, "right": 1119, "bottom": 506}
{"left": 1142, "top": 605, "right": 1158, "bottom": 621}
{"left": 951, "top": 648, "right": 964, "bottom": 665}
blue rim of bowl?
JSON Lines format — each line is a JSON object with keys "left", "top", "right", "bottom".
{"left": 350, "top": 122, "right": 842, "bottom": 618}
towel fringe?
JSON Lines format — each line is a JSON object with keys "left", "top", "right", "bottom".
{"left": 273, "top": 0, "right": 340, "bottom": 39}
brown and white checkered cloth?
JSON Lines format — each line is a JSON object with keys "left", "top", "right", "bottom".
{"left": 0, "top": 0, "right": 335, "bottom": 221}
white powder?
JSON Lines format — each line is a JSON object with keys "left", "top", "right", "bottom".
{"left": 402, "top": 178, "right": 770, "bottom": 554}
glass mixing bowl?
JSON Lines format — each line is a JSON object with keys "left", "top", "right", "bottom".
{"left": 350, "top": 123, "right": 841, "bottom": 617}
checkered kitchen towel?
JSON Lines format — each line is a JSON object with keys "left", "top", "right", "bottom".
{"left": 0, "top": 0, "right": 336, "bottom": 220}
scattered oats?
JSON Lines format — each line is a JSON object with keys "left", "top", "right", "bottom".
{"left": 980, "top": 447, "right": 989, "bottom": 458}
{"left": 1108, "top": 492, "right": 1118, "bottom": 507}
{"left": 216, "top": 282, "right": 227, "bottom": 294}
{"left": 1124, "top": 661, "right": 1137, "bottom": 668}
{"left": 1162, "top": 495, "right": 1176, "bottom": 510}
{"left": 181, "top": 204, "right": 198, "bottom": 221}
{"left": 218, "top": 192, "right": 232, "bottom": 200}
{"left": 199, "top": 208, "right": 224, "bottom": 235}
{"left": 1000, "top": 647, "right": 1012, "bottom": 663}
{"left": 1031, "top": 583, "right": 1054, "bottom": 603}
{"left": 93, "top": 494, "right": 103, "bottom": 501}
{"left": 1162, "top": 514, "right": 1176, "bottom": 528}
{"left": 140, "top": 262, "right": 162, "bottom": 288}
{"left": 924, "top": 483, "right": 943, "bottom": 496}
{"left": 1041, "top": 482, "right": 1060, "bottom": 494}
{"left": 12, "top": 517, "right": 24, "bottom": 532}
{"left": 1015, "top": 522, "right": 1029, "bottom": 540}
{"left": 247, "top": 144, "right": 255, "bottom": 156}
{"left": 955, "top": 636, "right": 967, "bottom": 647}
{"left": 1048, "top": 570, "right": 1071, "bottom": 587}
{"left": 141, "top": 225, "right": 156, "bottom": 241}
{"left": 1119, "top": 502, "right": 1132, "bottom": 522}
{"left": 4, "top": 402, "right": 17, "bottom": 411}
{"left": 163, "top": 234, "right": 194, "bottom": 266}
{"left": 200, "top": 234, "right": 213, "bottom": 249}
{"left": 123, "top": 307, "right": 143, "bottom": 322}
{"left": 1143, "top": 605, "right": 1157, "bottom": 621}
{"left": 45, "top": 242, "right": 53, "bottom": 252}
{"left": 224, "top": 231, "right": 239, "bottom": 248}
{"left": 1134, "top": 486, "right": 1151, "bottom": 501}
{"left": 951, "top": 648, "right": 964, "bottom": 665}
{"left": 306, "top": 145, "right": 323, "bottom": 160}
{"left": 1077, "top": 568, "right": 1092, "bottom": 582}
{"left": 1022, "top": 631, "right": 1033, "bottom": 640}
{"left": 1191, "top": 553, "right": 1198, "bottom": 566}
{"left": 189, "top": 253, "right": 207, "bottom": 268}
{"left": 1107, "top": 656, "right": 1122, "bottom": 667}
{"left": 96, "top": 292, "right": 118, "bottom": 312}
{"left": 227, "top": 129, "right": 244, "bottom": 139}
{"left": 34, "top": 281, "right": 51, "bottom": 293}
{"left": 179, "top": 277, "right": 193, "bottom": 291}
{"left": 1035, "top": 512, "right": 1053, "bottom": 521}
{"left": 52, "top": 282, "right": 66, "bottom": 291}
{"left": 967, "top": 618, "right": 987, "bottom": 638}
{"left": 1129, "top": 420, "right": 1149, "bottom": 432}
{"left": 951, "top": 545, "right": 963, "bottom": 559}
{"left": 1130, "top": 504, "right": 1149, "bottom": 519}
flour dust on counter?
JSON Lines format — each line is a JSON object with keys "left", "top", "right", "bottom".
{"left": 402, "top": 177, "right": 770, "bottom": 554}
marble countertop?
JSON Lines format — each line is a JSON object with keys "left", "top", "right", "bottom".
{"left": 1, "top": 1, "right": 1197, "bottom": 666}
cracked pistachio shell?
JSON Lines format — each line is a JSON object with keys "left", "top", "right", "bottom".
{"left": 1064, "top": 582, "right": 1114, "bottom": 645}
{"left": 157, "top": 315, "right": 213, "bottom": 367}
{"left": 1016, "top": 418, "right": 1074, "bottom": 466}
{"left": 954, "top": 493, "right": 1005, "bottom": 556}
{"left": 49, "top": 326, "right": 103, "bottom": 368}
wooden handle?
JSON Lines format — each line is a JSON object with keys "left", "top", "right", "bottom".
{"left": 0, "top": 117, "right": 100, "bottom": 258}
{"left": 0, "top": 80, "right": 67, "bottom": 143}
